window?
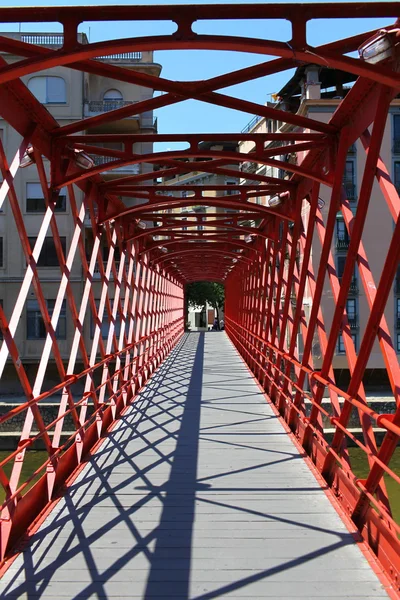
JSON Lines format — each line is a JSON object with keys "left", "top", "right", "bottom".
{"left": 337, "top": 256, "right": 358, "bottom": 293}
{"left": 338, "top": 333, "right": 357, "bottom": 354}
{"left": 226, "top": 181, "right": 237, "bottom": 196}
{"left": 397, "top": 333, "right": 400, "bottom": 353}
{"left": 397, "top": 297, "right": 400, "bottom": 320}
{"left": 346, "top": 298, "right": 357, "bottom": 328}
{"left": 393, "top": 114, "right": 400, "bottom": 153}
{"left": 90, "top": 301, "right": 122, "bottom": 339}
{"left": 0, "top": 237, "right": 3, "bottom": 267}
{"left": 28, "top": 76, "right": 66, "bottom": 104}
{"left": 394, "top": 161, "right": 400, "bottom": 194}
{"left": 336, "top": 218, "right": 347, "bottom": 240}
{"left": 28, "top": 237, "right": 66, "bottom": 267}
{"left": 103, "top": 89, "right": 123, "bottom": 101}
{"left": 26, "top": 183, "right": 66, "bottom": 212}
{"left": 27, "top": 299, "right": 66, "bottom": 340}
{"left": 336, "top": 217, "right": 349, "bottom": 249}
{"left": 103, "top": 90, "right": 124, "bottom": 110}
{"left": 181, "top": 191, "right": 187, "bottom": 198}
{"left": 343, "top": 160, "right": 356, "bottom": 201}
{"left": 0, "top": 299, "right": 3, "bottom": 340}
{"left": 101, "top": 244, "right": 121, "bottom": 264}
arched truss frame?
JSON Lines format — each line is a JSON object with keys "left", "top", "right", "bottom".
{"left": 0, "top": 3, "right": 400, "bottom": 590}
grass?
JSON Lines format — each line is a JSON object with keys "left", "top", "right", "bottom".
{"left": 348, "top": 448, "right": 400, "bottom": 524}
{"left": 0, "top": 450, "right": 47, "bottom": 504}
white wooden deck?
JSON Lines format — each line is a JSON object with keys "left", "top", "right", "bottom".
{"left": 1, "top": 333, "right": 389, "bottom": 599}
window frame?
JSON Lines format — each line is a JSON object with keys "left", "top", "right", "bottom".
{"left": 393, "top": 114, "right": 400, "bottom": 153}
{"left": 90, "top": 300, "right": 123, "bottom": 340}
{"left": 28, "top": 236, "right": 66, "bottom": 268}
{"left": 394, "top": 160, "right": 400, "bottom": 194}
{"left": 337, "top": 332, "right": 357, "bottom": 354}
{"left": 26, "top": 298, "right": 67, "bottom": 340}
{"left": 26, "top": 182, "right": 67, "bottom": 213}
{"left": 103, "top": 89, "right": 123, "bottom": 101}
{"left": 336, "top": 216, "right": 348, "bottom": 242}
{"left": 28, "top": 75, "right": 67, "bottom": 105}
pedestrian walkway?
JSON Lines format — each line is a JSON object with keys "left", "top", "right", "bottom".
{"left": 1, "top": 333, "right": 389, "bottom": 599}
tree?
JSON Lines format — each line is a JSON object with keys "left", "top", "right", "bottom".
{"left": 185, "top": 282, "right": 225, "bottom": 325}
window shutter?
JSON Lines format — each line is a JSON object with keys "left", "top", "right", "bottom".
{"left": 27, "top": 183, "right": 43, "bottom": 199}
{"left": 47, "top": 77, "right": 66, "bottom": 103}
{"left": 28, "top": 77, "right": 47, "bottom": 103}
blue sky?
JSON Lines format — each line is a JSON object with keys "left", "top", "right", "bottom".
{"left": 0, "top": 0, "right": 393, "bottom": 150}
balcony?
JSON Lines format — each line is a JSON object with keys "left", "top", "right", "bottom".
{"left": 241, "top": 114, "right": 263, "bottom": 134}
{"left": 241, "top": 161, "right": 258, "bottom": 174}
{"left": 347, "top": 316, "right": 359, "bottom": 329}
{"left": 94, "top": 51, "right": 142, "bottom": 63}
{"left": 339, "top": 277, "right": 358, "bottom": 294}
{"left": 349, "top": 279, "right": 359, "bottom": 294}
{"left": 86, "top": 262, "right": 129, "bottom": 280}
{"left": 84, "top": 101, "right": 157, "bottom": 133}
{"left": 85, "top": 100, "right": 138, "bottom": 116}
{"left": 342, "top": 182, "right": 357, "bottom": 203}
{"left": 92, "top": 155, "right": 140, "bottom": 175}
{"left": 336, "top": 237, "right": 350, "bottom": 251}
{"left": 1, "top": 34, "right": 153, "bottom": 63}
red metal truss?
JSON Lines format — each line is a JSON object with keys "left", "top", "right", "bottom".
{"left": 0, "top": 1, "right": 400, "bottom": 592}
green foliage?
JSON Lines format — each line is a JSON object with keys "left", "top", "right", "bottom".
{"left": 186, "top": 281, "right": 225, "bottom": 310}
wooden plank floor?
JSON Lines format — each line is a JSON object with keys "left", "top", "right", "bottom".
{"left": 1, "top": 333, "right": 390, "bottom": 599}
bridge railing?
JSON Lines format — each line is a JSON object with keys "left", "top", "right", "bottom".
{"left": 226, "top": 101, "right": 400, "bottom": 588}
{"left": 0, "top": 144, "right": 184, "bottom": 562}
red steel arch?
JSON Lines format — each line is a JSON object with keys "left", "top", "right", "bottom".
{"left": 0, "top": 2, "right": 399, "bottom": 592}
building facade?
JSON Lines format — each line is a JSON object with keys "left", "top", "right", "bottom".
{"left": 239, "top": 66, "right": 400, "bottom": 389}
{"left": 0, "top": 32, "right": 161, "bottom": 393}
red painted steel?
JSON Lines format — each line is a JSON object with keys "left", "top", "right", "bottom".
{"left": 0, "top": 2, "right": 399, "bottom": 592}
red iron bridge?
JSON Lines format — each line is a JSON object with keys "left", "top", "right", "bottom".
{"left": 0, "top": 3, "right": 400, "bottom": 598}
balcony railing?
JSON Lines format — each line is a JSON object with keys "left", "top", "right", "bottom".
{"left": 339, "top": 277, "right": 358, "bottom": 294}
{"left": 4, "top": 34, "right": 145, "bottom": 63}
{"left": 349, "top": 279, "right": 359, "bottom": 294}
{"left": 348, "top": 316, "right": 359, "bottom": 329}
{"left": 92, "top": 155, "right": 140, "bottom": 174}
{"left": 87, "top": 262, "right": 128, "bottom": 279}
{"left": 87, "top": 100, "right": 137, "bottom": 114}
{"left": 95, "top": 52, "right": 142, "bottom": 62}
{"left": 343, "top": 182, "right": 357, "bottom": 202}
{"left": 336, "top": 237, "right": 350, "bottom": 250}
{"left": 393, "top": 139, "right": 400, "bottom": 154}
{"left": 241, "top": 114, "right": 263, "bottom": 134}
{"left": 21, "top": 33, "right": 65, "bottom": 47}
{"left": 241, "top": 161, "right": 258, "bottom": 173}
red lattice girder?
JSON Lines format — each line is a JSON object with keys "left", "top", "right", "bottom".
{"left": 0, "top": 3, "right": 400, "bottom": 592}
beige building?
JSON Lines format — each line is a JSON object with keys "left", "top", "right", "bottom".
{"left": 239, "top": 65, "right": 400, "bottom": 389}
{"left": 0, "top": 32, "right": 161, "bottom": 393}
